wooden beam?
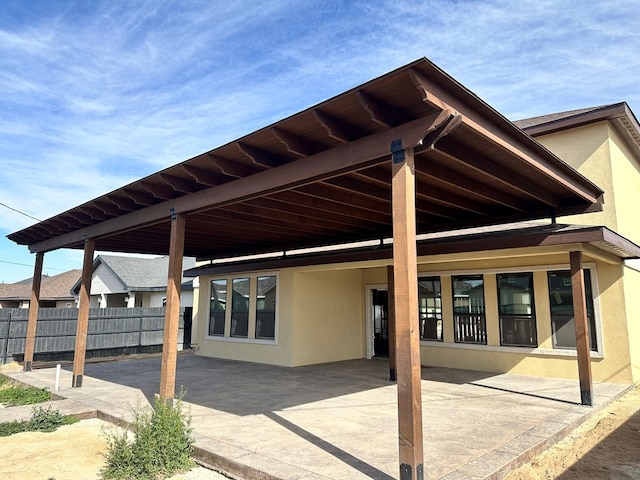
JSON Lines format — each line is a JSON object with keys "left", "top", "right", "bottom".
{"left": 159, "top": 213, "right": 186, "bottom": 400}
{"left": 141, "top": 181, "right": 174, "bottom": 200}
{"left": 387, "top": 265, "right": 397, "bottom": 382}
{"left": 391, "top": 146, "right": 424, "bottom": 479}
{"left": 29, "top": 111, "right": 450, "bottom": 253}
{"left": 23, "top": 252, "right": 44, "bottom": 371}
{"left": 358, "top": 90, "right": 410, "bottom": 127}
{"left": 409, "top": 67, "right": 602, "bottom": 204}
{"left": 238, "top": 142, "right": 287, "bottom": 168}
{"left": 72, "top": 238, "right": 95, "bottom": 388}
{"left": 122, "top": 189, "right": 155, "bottom": 206}
{"left": 272, "top": 127, "right": 320, "bottom": 157}
{"left": 181, "top": 164, "right": 227, "bottom": 186}
{"left": 313, "top": 108, "right": 362, "bottom": 142}
{"left": 207, "top": 154, "right": 260, "bottom": 178}
{"left": 570, "top": 250, "right": 594, "bottom": 406}
{"left": 160, "top": 173, "right": 200, "bottom": 193}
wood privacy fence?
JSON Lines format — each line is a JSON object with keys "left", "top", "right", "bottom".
{"left": 0, "top": 307, "right": 192, "bottom": 364}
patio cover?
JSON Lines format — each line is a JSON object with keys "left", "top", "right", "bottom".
{"left": 7, "top": 57, "right": 606, "bottom": 480}
{"left": 8, "top": 58, "right": 603, "bottom": 257}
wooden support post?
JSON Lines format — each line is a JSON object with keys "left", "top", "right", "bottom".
{"left": 23, "top": 252, "right": 44, "bottom": 371}
{"left": 570, "top": 251, "right": 593, "bottom": 406}
{"left": 159, "top": 211, "right": 186, "bottom": 401}
{"left": 391, "top": 144, "right": 424, "bottom": 480}
{"left": 387, "top": 265, "right": 397, "bottom": 382}
{"left": 72, "top": 238, "right": 95, "bottom": 388}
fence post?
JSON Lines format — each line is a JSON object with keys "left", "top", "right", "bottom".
{"left": 1, "top": 310, "right": 11, "bottom": 365}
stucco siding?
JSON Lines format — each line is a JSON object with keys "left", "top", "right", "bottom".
{"left": 535, "top": 122, "right": 617, "bottom": 230}
{"left": 193, "top": 271, "right": 292, "bottom": 366}
{"left": 622, "top": 265, "right": 640, "bottom": 382}
{"left": 608, "top": 124, "right": 640, "bottom": 243}
{"left": 291, "top": 269, "right": 364, "bottom": 366}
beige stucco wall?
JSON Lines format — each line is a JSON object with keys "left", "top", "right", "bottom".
{"left": 622, "top": 265, "right": 640, "bottom": 382}
{"left": 291, "top": 268, "right": 364, "bottom": 366}
{"left": 535, "top": 121, "right": 618, "bottom": 230}
{"left": 608, "top": 125, "right": 640, "bottom": 243}
{"left": 192, "top": 270, "right": 293, "bottom": 366}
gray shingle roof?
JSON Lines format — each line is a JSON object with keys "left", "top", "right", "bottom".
{"left": 95, "top": 255, "right": 196, "bottom": 290}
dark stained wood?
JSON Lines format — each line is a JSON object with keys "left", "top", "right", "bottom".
{"left": 123, "top": 189, "right": 156, "bottom": 206}
{"left": 313, "top": 109, "right": 361, "bottom": 142}
{"left": 141, "top": 181, "right": 174, "bottom": 200}
{"left": 415, "top": 160, "right": 528, "bottom": 211}
{"left": 181, "top": 164, "right": 227, "bottom": 186}
{"left": 391, "top": 146, "right": 424, "bottom": 479}
{"left": 93, "top": 201, "right": 122, "bottom": 216}
{"left": 408, "top": 67, "right": 602, "bottom": 203}
{"left": 159, "top": 213, "right": 186, "bottom": 400}
{"left": 28, "top": 113, "right": 450, "bottom": 254}
{"left": 207, "top": 154, "right": 261, "bottom": 178}
{"left": 358, "top": 90, "right": 410, "bottom": 127}
{"left": 72, "top": 238, "right": 95, "bottom": 388}
{"left": 272, "top": 127, "right": 320, "bottom": 157}
{"left": 23, "top": 252, "right": 44, "bottom": 372}
{"left": 570, "top": 250, "right": 594, "bottom": 406}
{"left": 160, "top": 173, "right": 200, "bottom": 193}
{"left": 238, "top": 142, "right": 287, "bottom": 168}
{"left": 433, "top": 140, "right": 562, "bottom": 207}
{"left": 107, "top": 195, "right": 137, "bottom": 211}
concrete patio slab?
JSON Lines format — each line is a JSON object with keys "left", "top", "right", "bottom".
{"left": 5, "top": 353, "right": 631, "bottom": 480}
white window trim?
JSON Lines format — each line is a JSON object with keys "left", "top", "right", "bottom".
{"left": 205, "top": 271, "right": 279, "bottom": 345}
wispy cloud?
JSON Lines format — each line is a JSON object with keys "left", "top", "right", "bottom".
{"left": 1, "top": 0, "right": 639, "bottom": 281}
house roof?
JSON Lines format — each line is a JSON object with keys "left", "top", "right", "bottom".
{"left": 515, "top": 102, "right": 640, "bottom": 160}
{"left": 7, "top": 57, "right": 604, "bottom": 262}
{"left": 0, "top": 269, "right": 81, "bottom": 301}
{"left": 185, "top": 221, "right": 640, "bottom": 277}
{"left": 70, "top": 255, "right": 196, "bottom": 294}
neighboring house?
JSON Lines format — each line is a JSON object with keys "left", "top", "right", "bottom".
{"left": 0, "top": 269, "right": 81, "bottom": 309}
{"left": 184, "top": 102, "right": 640, "bottom": 385}
{"left": 70, "top": 255, "right": 195, "bottom": 308}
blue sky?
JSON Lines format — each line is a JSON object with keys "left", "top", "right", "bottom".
{"left": 1, "top": 0, "right": 639, "bottom": 283}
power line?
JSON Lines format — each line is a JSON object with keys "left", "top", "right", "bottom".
{"left": 0, "top": 259, "right": 66, "bottom": 271}
{"left": 0, "top": 201, "right": 42, "bottom": 222}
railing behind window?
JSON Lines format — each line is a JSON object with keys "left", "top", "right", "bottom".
{"left": 454, "top": 313, "right": 487, "bottom": 344}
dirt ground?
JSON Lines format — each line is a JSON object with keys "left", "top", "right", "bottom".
{"left": 0, "top": 387, "right": 639, "bottom": 480}
{"left": 505, "top": 385, "right": 640, "bottom": 479}
{"left": 0, "top": 418, "right": 230, "bottom": 480}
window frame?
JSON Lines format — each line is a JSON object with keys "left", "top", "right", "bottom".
{"left": 547, "top": 269, "right": 598, "bottom": 352}
{"left": 496, "top": 272, "right": 538, "bottom": 347}
{"left": 451, "top": 274, "right": 487, "bottom": 345}
{"left": 418, "top": 276, "right": 443, "bottom": 342}
{"left": 206, "top": 272, "right": 278, "bottom": 344}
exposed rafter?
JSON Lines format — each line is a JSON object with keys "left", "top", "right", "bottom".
{"left": 313, "top": 109, "right": 362, "bottom": 143}
{"left": 272, "top": 127, "right": 321, "bottom": 157}
{"left": 357, "top": 90, "right": 410, "bottom": 127}
{"left": 238, "top": 142, "right": 287, "bottom": 168}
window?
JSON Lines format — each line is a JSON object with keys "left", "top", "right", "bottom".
{"left": 497, "top": 273, "right": 537, "bottom": 347}
{"left": 418, "top": 277, "right": 442, "bottom": 341}
{"left": 452, "top": 275, "right": 486, "bottom": 344}
{"left": 255, "top": 276, "right": 277, "bottom": 340}
{"left": 548, "top": 270, "right": 597, "bottom": 351}
{"left": 208, "top": 274, "right": 277, "bottom": 341}
{"left": 230, "top": 278, "right": 250, "bottom": 337}
{"left": 209, "top": 279, "right": 227, "bottom": 336}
